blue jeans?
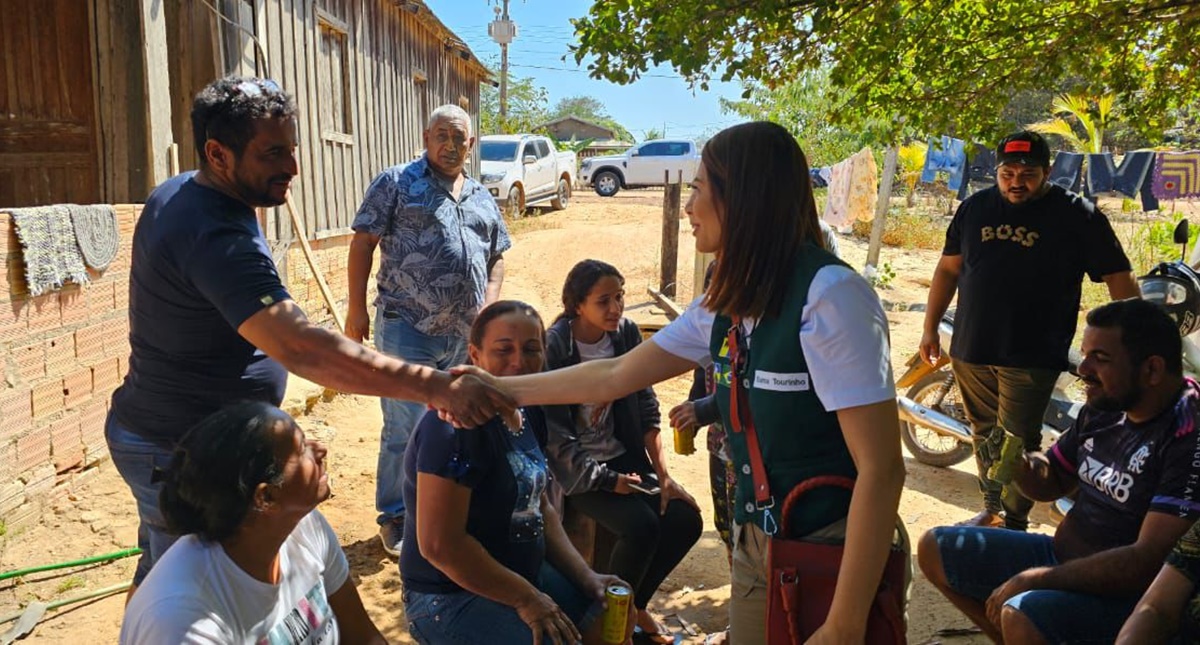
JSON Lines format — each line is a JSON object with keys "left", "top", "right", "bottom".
{"left": 404, "top": 562, "right": 600, "bottom": 644}
{"left": 374, "top": 308, "right": 468, "bottom": 524}
{"left": 104, "top": 413, "right": 178, "bottom": 585}
{"left": 934, "top": 526, "right": 1139, "bottom": 643}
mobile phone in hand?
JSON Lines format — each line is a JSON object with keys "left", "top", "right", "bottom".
{"left": 627, "top": 482, "right": 661, "bottom": 496}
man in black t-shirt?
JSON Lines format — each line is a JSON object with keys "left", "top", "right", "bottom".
{"left": 107, "top": 76, "right": 513, "bottom": 599}
{"left": 919, "top": 299, "right": 1200, "bottom": 643}
{"left": 919, "top": 130, "right": 1139, "bottom": 530}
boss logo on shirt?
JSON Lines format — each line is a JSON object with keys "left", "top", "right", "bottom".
{"left": 981, "top": 225, "right": 1039, "bottom": 247}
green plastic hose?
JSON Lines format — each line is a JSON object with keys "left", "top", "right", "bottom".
{"left": 0, "top": 547, "right": 141, "bottom": 582}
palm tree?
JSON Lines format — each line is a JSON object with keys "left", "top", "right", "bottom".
{"left": 1026, "top": 93, "right": 1115, "bottom": 154}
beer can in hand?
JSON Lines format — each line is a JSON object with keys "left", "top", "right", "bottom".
{"left": 602, "top": 584, "right": 632, "bottom": 643}
{"left": 673, "top": 425, "right": 696, "bottom": 455}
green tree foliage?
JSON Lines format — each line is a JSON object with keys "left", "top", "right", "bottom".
{"left": 549, "top": 95, "right": 635, "bottom": 142}
{"left": 1027, "top": 94, "right": 1114, "bottom": 154}
{"left": 480, "top": 74, "right": 550, "bottom": 135}
{"left": 719, "top": 68, "right": 890, "bottom": 166}
{"left": 571, "top": 1, "right": 1200, "bottom": 141}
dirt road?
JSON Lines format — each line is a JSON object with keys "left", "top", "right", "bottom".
{"left": 0, "top": 191, "right": 1043, "bottom": 643}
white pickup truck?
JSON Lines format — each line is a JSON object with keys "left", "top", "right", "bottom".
{"left": 479, "top": 134, "right": 576, "bottom": 217}
{"left": 579, "top": 139, "right": 701, "bottom": 197}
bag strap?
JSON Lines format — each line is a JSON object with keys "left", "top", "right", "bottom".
{"left": 725, "top": 320, "right": 777, "bottom": 534}
{"left": 779, "top": 475, "right": 856, "bottom": 536}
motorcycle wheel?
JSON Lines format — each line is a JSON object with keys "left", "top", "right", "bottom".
{"left": 900, "top": 371, "right": 975, "bottom": 467}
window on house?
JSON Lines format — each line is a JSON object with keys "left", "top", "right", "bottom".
{"left": 220, "top": 0, "right": 258, "bottom": 76}
{"left": 317, "top": 11, "right": 351, "bottom": 137}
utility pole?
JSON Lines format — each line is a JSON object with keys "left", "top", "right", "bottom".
{"left": 488, "top": 1, "right": 517, "bottom": 121}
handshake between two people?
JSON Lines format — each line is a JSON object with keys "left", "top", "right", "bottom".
{"left": 434, "top": 364, "right": 522, "bottom": 430}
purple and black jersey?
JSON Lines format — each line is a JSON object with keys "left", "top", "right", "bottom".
{"left": 1049, "top": 381, "right": 1200, "bottom": 552}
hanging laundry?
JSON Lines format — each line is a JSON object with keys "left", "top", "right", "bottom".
{"left": 1048, "top": 152, "right": 1084, "bottom": 192}
{"left": 920, "top": 136, "right": 967, "bottom": 188}
{"left": 823, "top": 157, "right": 853, "bottom": 228}
{"left": 1152, "top": 151, "right": 1200, "bottom": 200}
{"left": 845, "top": 147, "right": 879, "bottom": 224}
{"left": 9, "top": 205, "right": 91, "bottom": 296}
{"left": 1085, "top": 151, "right": 1158, "bottom": 211}
{"left": 809, "top": 167, "right": 828, "bottom": 188}
{"left": 957, "top": 145, "right": 997, "bottom": 200}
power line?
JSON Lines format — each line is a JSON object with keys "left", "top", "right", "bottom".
{"left": 508, "top": 63, "right": 691, "bottom": 81}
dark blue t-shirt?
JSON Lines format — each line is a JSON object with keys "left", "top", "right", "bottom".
{"left": 110, "top": 172, "right": 291, "bottom": 441}
{"left": 944, "top": 184, "right": 1130, "bottom": 369}
{"left": 1049, "top": 382, "right": 1200, "bottom": 554}
{"left": 400, "top": 408, "right": 550, "bottom": 594}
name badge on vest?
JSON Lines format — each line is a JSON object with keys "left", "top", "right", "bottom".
{"left": 753, "top": 371, "right": 810, "bottom": 392}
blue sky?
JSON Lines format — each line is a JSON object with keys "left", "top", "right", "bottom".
{"left": 424, "top": 0, "right": 745, "bottom": 141}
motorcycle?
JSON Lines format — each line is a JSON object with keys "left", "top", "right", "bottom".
{"left": 896, "top": 219, "right": 1200, "bottom": 515}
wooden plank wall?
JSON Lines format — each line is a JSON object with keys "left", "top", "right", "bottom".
{"left": 0, "top": 0, "right": 101, "bottom": 208}
{"left": 250, "top": 0, "right": 484, "bottom": 241}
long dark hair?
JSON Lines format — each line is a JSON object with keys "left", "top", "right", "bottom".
{"left": 556, "top": 259, "right": 624, "bottom": 323}
{"left": 470, "top": 300, "right": 545, "bottom": 351}
{"left": 702, "top": 121, "right": 825, "bottom": 319}
{"left": 159, "top": 401, "right": 288, "bottom": 542}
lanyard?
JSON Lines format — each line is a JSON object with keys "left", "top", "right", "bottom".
{"left": 726, "top": 319, "right": 777, "bottom": 535}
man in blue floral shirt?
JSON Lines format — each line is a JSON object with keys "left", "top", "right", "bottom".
{"left": 347, "top": 104, "right": 511, "bottom": 556}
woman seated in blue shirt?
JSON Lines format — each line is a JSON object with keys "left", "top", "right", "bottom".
{"left": 400, "top": 300, "right": 633, "bottom": 645}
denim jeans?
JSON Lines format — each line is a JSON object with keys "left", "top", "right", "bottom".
{"left": 404, "top": 562, "right": 599, "bottom": 644}
{"left": 934, "top": 526, "right": 1138, "bottom": 642}
{"left": 374, "top": 307, "right": 468, "bottom": 524}
{"left": 104, "top": 412, "right": 179, "bottom": 585}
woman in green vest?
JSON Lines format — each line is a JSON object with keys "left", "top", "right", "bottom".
{"left": 461, "top": 121, "right": 906, "bottom": 644}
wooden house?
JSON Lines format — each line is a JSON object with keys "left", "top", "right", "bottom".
{"left": 0, "top": 0, "right": 491, "bottom": 241}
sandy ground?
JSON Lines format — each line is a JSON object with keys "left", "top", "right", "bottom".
{"left": 0, "top": 190, "right": 1062, "bottom": 644}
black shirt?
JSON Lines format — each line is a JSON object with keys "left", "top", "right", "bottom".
{"left": 110, "top": 173, "right": 290, "bottom": 441}
{"left": 1049, "top": 383, "right": 1200, "bottom": 554}
{"left": 400, "top": 408, "right": 550, "bottom": 594}
{"left": 945, "top": 184, "right": 1130, "bottom": 369}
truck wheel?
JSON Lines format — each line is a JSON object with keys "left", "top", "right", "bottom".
{"left": 593, "top": 171, "right": 620, "bottom": 197}
{"left": 506, "top": 185, "right": 525, "bottom": 219}
{"left": 551, "top": 178, "right": 570, "bottom": 210}
{"left": 900, "top": 371, "right": 975, "bottom": 467}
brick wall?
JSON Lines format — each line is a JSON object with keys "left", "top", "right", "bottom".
{"left": 0, "top": 206, "right": 137, "bottom": 530}
{"left": 0, "top": 208, "right": 365, "bottom": 532}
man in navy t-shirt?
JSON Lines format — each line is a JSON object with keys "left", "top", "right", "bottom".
{"left": 919, "top": 299, "right": 1200, "bottom": 644}
{"left": 106, "top": 76, "right": 514, "bottom": 598}
{"left": 919, "top": 130, "right": 1140, "bottom": 530}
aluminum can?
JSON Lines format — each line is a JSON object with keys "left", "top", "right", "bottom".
{"left": 673, "top": 425, "right": 696, "bottom": 455}
{"left": 602, "top": 584, "right": 631, "bottom": 643}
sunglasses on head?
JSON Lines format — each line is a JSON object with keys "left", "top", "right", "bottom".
{"left": 204, "top": 78, "right": 284, "bottom": 145}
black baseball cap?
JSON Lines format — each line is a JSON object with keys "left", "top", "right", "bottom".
{"left": 996, "top": 131, "right": 1051, "bottom": 167}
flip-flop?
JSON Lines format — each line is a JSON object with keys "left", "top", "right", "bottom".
{"left": 703, "top": 631, "right": 729, "bottom": 645}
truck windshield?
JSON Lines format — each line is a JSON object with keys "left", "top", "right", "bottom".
{"left": 481, "top": 141, "right": 520, "bottom": 161}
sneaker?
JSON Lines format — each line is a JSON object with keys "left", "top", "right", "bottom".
{"left": 379, "top": 520, "right": 404, "bottom": 558}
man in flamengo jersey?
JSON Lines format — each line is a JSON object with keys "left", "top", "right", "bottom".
{"left": 918, "top": 130, "right": 1139, "bottom": 530}
{"left": 919, "top": 298, "right": 1200, "bottom": 643}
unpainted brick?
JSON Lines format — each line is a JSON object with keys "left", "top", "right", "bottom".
{"left": 22, "top": 463, "right": 55, "bottom": 499}
{"left": 87, "top": 281, "right": 117, "bottom": 316}
{"left": 10, "top": 342, "right": 44, "bottom": 383}
{"left": 5, "top": 502, "right": 41, "bottom": 532}
{"left": 15, "top": 427, "right": 51, "bottom": 474}
{"left": 59, "top": 286, "right": 89, "bottom": 326}
{"left": 0, "top": 387, "right": 32, "bottom": 443}
{"left": 31, "top": 380, "right": 64, "bottom": 418}
{"left": 44, "top": 333, "right": 76, "bottom": 378}
{"left": 0, "top": 481, "right": 25, "bottom": 517}
{"left": 0, "top": 441, "right": 16, "bottom": 484}
{"left": 24, "top": 293, "right": 60, "bottom": 332}
{"left": 91, "top": 357, "right": 121, "bottom": 395}
{"left": 0, "top": 296, "right": 29, "bottom": 343}
{"left": 75, "top": 323, "right": 106, "bottom": 363}
{"left": 63, "top": 367, "right": 93, "bottom": 409}
{"left": 0, "top": 214, "right": 15, "bottom": 255}
{"left": 114, "top": 279, "right": 130, "bottom": 308}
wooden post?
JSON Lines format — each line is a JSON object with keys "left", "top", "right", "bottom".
{"left": 693, "top": 251, "right": 715, "bottom": 301}
{"left": 661, "top": 170, "right": 682, "bottom": 298}
{"left": 866, "top": 145, "right": 900, "bottom": 271}
{"left": 139, "top": 0, "right": 173, "bottom": 189}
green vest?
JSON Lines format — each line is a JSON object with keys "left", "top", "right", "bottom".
{"left": 709, "top": 246, "right": 857, "bottom": 535}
